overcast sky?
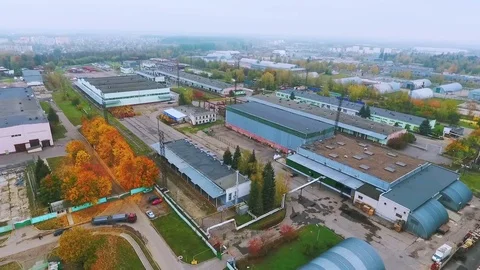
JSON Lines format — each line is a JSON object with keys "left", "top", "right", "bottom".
{"left": 2, "top": 0, "right": 479, "bottom": 45}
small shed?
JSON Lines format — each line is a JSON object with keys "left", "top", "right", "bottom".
{"left": 435, "top": 83, "right": 462, "bottom": 94}
{"left": 163, "top": 108, "right": 187, "bottom": 122}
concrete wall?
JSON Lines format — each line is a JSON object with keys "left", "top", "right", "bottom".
{"left": 225, "top": 181, "right": 251, "bottom": 203}
{"left": 0, "top": 122, "right": 53, "bottom": 154}
{"left": 354, "top": 191, "right": 379, "bottom": 209}
{"left": 376, "top": 195, "right": 410, "bottom": 222}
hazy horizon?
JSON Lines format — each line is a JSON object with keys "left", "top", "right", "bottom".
{"left": 3, "top": 0, "right": 480, "bottom": 47}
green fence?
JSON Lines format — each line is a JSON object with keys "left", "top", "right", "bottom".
{"left": 14, "top": 219, "right": 32, "bottom": 229}
{"left": 0, "top": 224, "right": 13, "bottom": 234}
{"left": 31, "top": 212, "right": 58, "bottom": 224}
{"left": 131, "top": 187, "right": 147, "bottom": 195}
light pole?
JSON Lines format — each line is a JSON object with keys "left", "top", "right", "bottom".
{"left": 316, "top": 224, "right": 320, "bottom": 242}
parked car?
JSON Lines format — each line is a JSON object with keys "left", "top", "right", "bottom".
{"left": 146, "top": 210, "right": 155, "bottom": 219}
{"left": 151, "top": 198, "right": 163, "bottom": 205}
{"left": 53, "top": 228, "right": 68, "bottom": 237}
{"left": 148, "top": 195, "right": 159, "bottom": 203}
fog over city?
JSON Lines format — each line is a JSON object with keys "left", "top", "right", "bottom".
{"left": 2, "top": 0, "right": 480, "bottom": 46}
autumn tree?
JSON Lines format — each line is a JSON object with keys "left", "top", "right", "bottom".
{"left": 38, "top": 174, "right": 62, "bottom": 205}
{"left": 275, "top": 172, "right": 290, "bottom": 206}
{"left": 231, "top": 146, "right": 241, "bottom": 170}
{"left": 262, "top": 162, "right": 276, "bottom": 212}
{"left": 58, "top": 227, "right": 98, "bottom": 268}
{"left": 62, "top": 166, "right": 112, "bottom": 205}
{"left": 260, "top": 72, "right": 275, "bottom": 90}
{"left": 280, "top": 224, "right": 298, "bottom": 242}
{"left": 81, "top": 117, "right": 108, "bottom": 145}
{"left": 248, "top": 238, "right": 264, "bottom": 257}
{"left": 65, "top": 140, "right": 86, "bottom": 161}
{"left": 223, "top": 148, "right": 232, "bottom": 165}
{"left": 193, "top": 90, "right": 205, "bottom": 101}
{"left": 116, "top": 156, "right": 159, "bottom": 190}
{"left": 75, "top": 150, "right": 91, "bottom": 168}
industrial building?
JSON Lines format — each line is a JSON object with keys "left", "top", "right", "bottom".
{"left": 468, "top": 89, "right": 480, "bottom": 101}
{"left": 0, "top": 87, "right": 53, "bottom": 154}
{"left": 404, "top": 79, "right": 432, "bottom": 90}
{"left": 372, "top": 82, "right": 401, "bottom": 94}
{"left": 434, "top": 83, "right": 463, "bottom": 94}
{"left": 277, "top": 90, "right": 435, "bottom": 131}
{"left": 75, "top": 75, "right": 171, "bottom": 107}
{"left": 287, "top": 134, "right": 472, "bottom": 239}
{"left": 250, "top": 95, "right": 406, "bottom": 145}
{"left": 409, "top": 88, "right": 434, "bottom": 99}
{"left": 299, "top": 238, "right": 385, "bottom": 270}
{"left": 163, "top": 106, "right": 217, "bottom": 125}
{"left": 22, "top": 70, "right": 43, "bottom": 86}
{"left": 226, "top": 102, "right": 335, "bottom": 152}
{"left": 152, "top": 139, "right": 250, "bottom": 208}
{"left": 240, "top": 58, "right": 305, "bottom": 72}
{"left": 334, "top": 77, "right": 362, "bottom": 85}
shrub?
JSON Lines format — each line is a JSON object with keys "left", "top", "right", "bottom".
{"left": 71, "top": 97, "right": 80, "bottom": 106}
{"left": 279, "top": 224, "right": 298, "bottom": 242}
{"left": 248, "top": 238, "right": 264, "bottom": 257}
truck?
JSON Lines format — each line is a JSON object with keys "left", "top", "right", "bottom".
{"left": 431, "top": 242, "right": 454, "bottom": 263}
{"left": 91, "top": 213, "right": 137, "bottom": 226}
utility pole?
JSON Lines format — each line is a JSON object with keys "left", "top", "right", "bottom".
{"left": 157, "top": 118, "right": 167, "bottom": 188}
{"left": 176, "top": 60, "right": 180, "bottom": 88}
{"left": 102, "top": 93, "right": 108, "bottom": 124}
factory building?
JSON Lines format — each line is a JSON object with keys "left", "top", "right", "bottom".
{"left": 226, "top": 102, "right": 335, "bottom": 152}
{"left": 250, "top": 95, "right": 406, "bottom": 145}
{"left": 409, "top": 88, "right": 434, "bottom": 99}
{"left": 372, "top": 82, "right": 401, "bottom": 94}
{"left": 277, "top": 90, "right": 435, "bottom": 131}
{"left": 164, "top": 106, "right": 217, "bottom": 126}
{"left": 287, "top": 134, "right": 472, "bottom": 239}
{"left": 239, "top": 58, "right": 305, "bottom": 72}
{"left": 0, "top": 87, "right": 53, "bottom": 154}
{"left": 152, "top": 139, "right": 250, "bottom": 208}
{"left": 22, "top": 70, "right": 43, "bottom": 86}
{"left": 468, "top": 89, "right": 480, "bottom": 101}
{"left": 434, "top": 83, "right": 463, "bottom": 94}
{"left": 299, "top": 238, "right": 385, "bottom": 270}
{"left": 75, "top": 75, "right": 171, "bottom": 107}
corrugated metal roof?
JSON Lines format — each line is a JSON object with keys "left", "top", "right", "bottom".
{"left": 436, "top": 82, "right": 462, "bottom": 93}
{"left": 22, "top": 69, "right": 43, "bottom": 84}
{"left": 383, "top": 164, "right": 458, "bottom": 210}
{"left": 288, "top": 154, "right": 363, "bottom": 189}
{"left": 440, "top": 181, "right": 473, "bottom": 211}
{"left": 0, "top": 87, "right": 48, "bottom": 128}
{"left": 163, "top": 108, "right": 187, "bottom": 119}
{"left": 410, "top": 88, "right": 434, "bottom": 99}
{"left": 228, "top": 102, "right": 334, "bottom": 136}
{"left": 405, "top": 199, "right": 448, "bottom": 239}
{"left": 299, "top": 238, "right": 385, "bottom": 270}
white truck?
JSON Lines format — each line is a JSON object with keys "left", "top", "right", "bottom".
{"left": 432, "top": 242, "right": 454, "bottom": 263}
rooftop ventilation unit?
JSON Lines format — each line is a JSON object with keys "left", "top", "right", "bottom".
{"left": 364, "top": 151, "right": 374, "bottom": 156}
{"left": 395, "top": 161, "right": 407, "bottom": 167}
{"left": 387, "top": 152, "right": 398, "bottom": 157}
{"left": 384, "top": 167, "right": 396, "bottom": 173}
{"left": 353, "top": 155, "right": 363, "bottom": 160}
{"left": 359, "top": 164, "right": 370, "bottom": 170}
{"left": 328, "top": 153, "right": 339, "bottom": 158}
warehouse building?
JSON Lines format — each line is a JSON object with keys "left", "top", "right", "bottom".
{"left": 287, "top": 134, "right": 472, "bottom": 239}
{"left": 372, "top": 82, "right": 401, "bottom": 94}
{"left": 75, "top": 75, "right": 171, "bottom": 107}
{"left": 404, "top": 79, "right": 432, "bottom": 90}
{"left": 164, "top": 106, "right": 217, "bottom": 125}
{"left": 152, "top": 139, "right": 250, "bottom": 208}
{"left": 277, "top": 90, "right": 435, "bottom": 131}
{"left": 300, "top": 238, "right": 385, "bottom": 270}
{"left": 468, "top": 89, "right": 480, "bottom": 101}
{"left": 250, "top": 95, "right": 406, "bottom": 145}
{"left": 22, "top": 69, "right": 43, "bottom": 86}
{"left": 226, "top": 102, "right": 334, "bottom": 152}
{"left": 434, "top": 82, "right": 463, "bottom": 94}
{"left": 240, "top": 58, "right": 305, "bottom": 72}
{"left": 0, "top": 87, "right": 53, "bottom": 154}
{"left": 409, "top": 88, "right": 434, "bottom": 99}
{"left": 334, "top": 76, "right": 362, "bottom": 85}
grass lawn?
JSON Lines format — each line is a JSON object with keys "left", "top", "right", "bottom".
{"left": 0, "top": 262, "right": 21, "bottom": 270}
{"left": 152, "top": 212, "right": 215, "bottom": 263}
{"left": 177, "top": 119, "right": 224, "bottom": 134}
{"left": 238, "top": 224, "right": 342, "bottom": 270}
{"left": 46, "top": 156, "right": 66, "bottom": 173}
{"left": 458, "top": 119, "right": 478, "bottom": 129}
{"left": 234, "top": 214, "right": 253, "bottom": 226}
{"left": 39, "top": 101, "right": 67, "bottom": 140}
{"left": 51, "top": 89, "right": 92, "bottom": 126}
{"left": 247, "top": 209, "right": 286, "bottom": 230}
{"left": 429, "top": 97, "right": 464, "bottom": 106}
{"left": 461, "top": 171, "right": 480, "bottom": 194}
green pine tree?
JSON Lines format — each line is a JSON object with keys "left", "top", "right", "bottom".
{"left": 248, "top": 180, "right": 263, "bottom": 215}
{"left": 223, "top": 148, "right": 232, "bottom": 165}
{"left": 47, "top": 107, "right": 59, "bottom": 126}
{"left": 289, "top": 91, "right": 296, "bottom": 100}
{"left": 231, "top": 146, "right": 241, "bottom": 170}
{"left": 365, "top": 105, "right": 371, "bottom": 118}
{"left": 359, "top": 105, "right": 366, "bottom": 118}
{"left": 419, "top": 119, "right": 432, "bottom": 135}
{"left": 34, "top": 157, "right": 51, "bottom": 184}
{"left": 262, "top": 162, "right": 276, "bottom": 212}
{"left": 248, "top": 150, "right": 256, "bottom": 163}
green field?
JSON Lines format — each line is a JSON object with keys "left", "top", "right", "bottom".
{"left": 234, "top": 214, "right": 253, "bottom": 226}
{"left": 51, "top": 88, "right": 94, "bottom": 126}
{"left": 177, "top": 119, "right": 224, "bottom": 134}
{"left": 461, "top": 171, "right": 480, "bottom": 194}
{"left": 46, "top": 156, "right": 66, "bottom": 173}
{"left": 152, "top": 212, "right": 215, "bottom": 263}
{"left": 246, "top": 209, "right": 286, "bottom": 230}
{"left": 238, "top": 224, "right": 342, "bottom": 270}
{"left": 39, "top": 101, "right": 67, "bottom": 140}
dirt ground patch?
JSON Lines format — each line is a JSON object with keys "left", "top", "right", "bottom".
{"left": 34, "top": 215, "right": 69, "bottom": 231}
{"left": 0, "top": 169, "right": 30, "bottom": 224}
{"left": 137, "top": 193, "right": 169, "bottom": 218}
{"left": 71, "top": 203, "right": 110, "bottom": 224}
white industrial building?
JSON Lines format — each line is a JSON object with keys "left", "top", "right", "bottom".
{"left": 404, "top": 79, "right": 432, "bottom": 90}
{"left": 434, "top": 83, "right": 462, "bottom": 94}
{"left": 152, "top": 139, "right": 251, "bottom": 208}
{"left": 75, "top": 75, "right": 171, "bottom": 107}
{"left": 240, "top": 58, "right": 305, "bottom": 72}
{"left": 22, "top": 70, "right": 43, "bottom": 86}
{"left": 372, "top": 82, "right": 401, "bottom": 94}
{"left": 164, "top": 106, "right": 217, "bottom": 126}
{"left": 410, "top": 88, "right": 434, "bottom": 99}
{"left": 0, "top": 87, "right": 53, "bottom": 154}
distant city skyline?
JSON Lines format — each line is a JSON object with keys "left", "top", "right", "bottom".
{"left": 2, "top": 0, "right": 480, "bottom": 47}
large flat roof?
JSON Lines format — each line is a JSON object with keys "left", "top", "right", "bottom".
{"left": 22, "top": 69, "right": 43, "bottom": 83}
{"left": 279, "top": 89, "right": 428, "bottom": 126}
{"left": 83, "top": 75, "right": 165, "bottom": 93}
{"left": 0, "top": 87, "right": 48, "bottom": 128}
{"left": 383, "top": 164, "right": 459, "bottom": 210}
{"left": 228, "top": 102, "right": 334, "bottom": 137}
{"left": 303, "top": 134, "right": 425, "bottom": 183}
{"left": 152, "top": 66, "right": 233, "bottom": 90}
{"left": 251, "top": 95, "right": 403, "bottom": 138}
{"left": 166, "top": 139, "right": 248, "bottom": 190}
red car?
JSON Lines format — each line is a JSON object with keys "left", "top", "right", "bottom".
{"left": 151, "top": 198, "right": 163, "bottom": 205}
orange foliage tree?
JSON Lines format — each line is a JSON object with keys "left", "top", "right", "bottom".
{"left": 62, "top": 165, "right": 112, "bottom": 205}
{"left": 65, "top": 140, "right": 86, "bottom": 161}
{"left": 81, "top": 117, "right": 108, "bottom": 145}
{"left": 75, "top": 150, "right": 91, "bottom": 167}
{"left": 116, "top": 156, "right": 159, "bottom": 190}
{"left": 58, "top": 227, "right": 98, "bottom": 267}
{"left": 108, "top": 106, "right": 135, "bottom": 118}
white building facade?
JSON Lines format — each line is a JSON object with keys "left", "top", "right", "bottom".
{"left": 0, "top": 122, "right": 53, "bottom": 154}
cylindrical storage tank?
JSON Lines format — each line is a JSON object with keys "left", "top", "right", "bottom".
{"left": 410, "top": 88, "right": 433, "bottom": 99}
{"left": 299, "top": 237, "right": 386, "bottom": 270}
